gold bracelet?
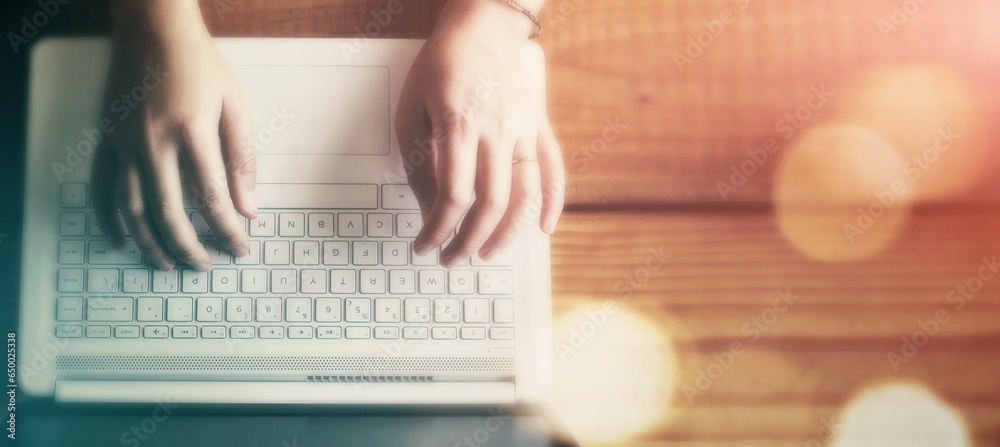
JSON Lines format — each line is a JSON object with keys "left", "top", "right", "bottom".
{"left": 495, "top": 0, "right": 543, "bottom": 39}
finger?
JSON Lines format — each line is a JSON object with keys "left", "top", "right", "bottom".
{"left": 220, "top": 89, "right": 258, "bottom": 219}
{"left": 441, "top": 136, "right": 514, "bottom": 267}
{"left": 395, "top": 97, "right": 438, "bottom": 221}
{"left": 136, "top": 139, "right": 213, "bottom": 271}
{"left": 537, "top": 118, "right": 565, "bottom": 234}
{"left": 114, "top": 152, "right": 176, "bottom": 271}
{"left": 478, "top": 135, "right": 540, "bottom": 259}
{"left": 180, "top": 125, "right": 250, "bottom": 258}
{"left": 412, "top": 106, "right": 479, "bottom": 255}
{"left": 91, "top": 142, "right": 126, "bottom": 249}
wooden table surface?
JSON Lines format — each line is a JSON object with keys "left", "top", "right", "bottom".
{"left": 28, "top": 0, "right": 1000, "bottom": 444}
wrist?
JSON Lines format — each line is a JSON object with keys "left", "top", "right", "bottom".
{"left": 438, "top": 0, "right": 544, "bottom": 41}
{"left": 111, "top": 0, "right": 208, "bottom": 42}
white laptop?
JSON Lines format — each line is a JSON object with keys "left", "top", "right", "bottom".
{"left": 18, "top": 38, "right": 554, "bottom": 405}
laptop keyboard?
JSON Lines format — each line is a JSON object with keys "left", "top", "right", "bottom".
{"left": 53, "top": 182, "right": 516, "bottom": 342}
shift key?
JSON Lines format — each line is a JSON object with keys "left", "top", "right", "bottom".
{"left": 87, "top": 297, "right": 133, "bottom": 321}
{"left": 89, "top": 240, "right": 141, "bottom": 265}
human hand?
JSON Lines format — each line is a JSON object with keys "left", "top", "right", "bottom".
{"left": 395, "top": 0, "right": 565, "bottom": 268}
{"left": 91, "top": 0, "right": 256, "bottom": 272}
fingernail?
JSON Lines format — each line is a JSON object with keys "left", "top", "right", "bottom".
{"left": 155, "top": 259, "right": 173, "bottom": 271}
{"left": 414, "top": 242, "right": 431, "bottom": 256}
{"left": 229, "top": 245, "right": 249, "bottom": 257}
{"left": 193, "top": 262, "right": 211, "bottom": 272}
{"left": 543, "top": 219, "right": 557, "bottom": 234}
{"left": 479, "top": 248, "right": 495, "bottom": 261}
{"left": 246, "top": 191, "right": 258, "bottom": 218}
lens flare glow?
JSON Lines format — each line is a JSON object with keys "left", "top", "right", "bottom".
{"left": 776, "top": 125, "right": 913, "bottom": 262}
{"left": 832, "top": 383, "right": 971, "bottom": 447}
{"left": 548, "top": 304, "right": 676, "bottom": 443}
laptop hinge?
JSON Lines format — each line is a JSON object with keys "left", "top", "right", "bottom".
{"left": 55, "top": 380, "right": 516, "bottom": 405}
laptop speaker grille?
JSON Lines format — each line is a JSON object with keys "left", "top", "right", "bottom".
{"left": 55, "top": 356, "right": 514, "bottom": 373}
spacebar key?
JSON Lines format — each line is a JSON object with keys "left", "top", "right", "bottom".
{"left": 254, "top": 184, "right": 378, "bottom": 209}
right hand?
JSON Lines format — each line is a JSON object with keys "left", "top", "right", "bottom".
{"left": 91, "top": 0, "right": 257, "bottom": 272}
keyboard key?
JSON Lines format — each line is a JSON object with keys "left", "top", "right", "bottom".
{"left": 367, "top": 214, "right": 392, "bottom": 237}
{"left": 60, "top": 212, "right": 86, "bottom": 236}
{"left": 197, "top": 297, "right": 223, "bottom": 322}
{"left": 181, "top": 269, "right": 208, "bottom": 293}
{"left": 279, "top": 213, "right": 305, "bottom": 237}
{"left": 434, "top": 299, "right": 460, "bottom": 323}
{"left": 330, "top": 270, "right": 356, "bottom": 294}
{"left": 301, "top": 269, "right": 327, "bottom": 293}
{"left": 288, "top": 326, "right": 313, "bottom": 339}
{"left": 259, "top": 326, "right": 283, "bottom": 339}
{"left": 294, "top": 241, "right": 320, "bottom": 265}
{"left": 271, "top": 269, "right": 297, "bottom": 293}
{"left": 89, "top": 240, "right": 141, "bottom": 265}
{"left": 432, "top": 327, "right": 457, "bottom": 340}
{"left": 345, "top": 298, "right": 371, "bottom": 323}
{"left": 122, "top": 269, "right": 149, "bottom": 293}
{"left": 323, "top": 241, "right": 349, "bottom": 265}
{"left": 86, "top": 297, "right": 133, "bottom": 321}
{"left": 249, "top": 213, "right": 275, "bottom": 237}
{"left": 490, "top": 327, "right": 515, "bottom": 340}
{"left": 359, "top": 270, "right": 386, "bottom": 294}
{"left": 382, "top": 242, "right": 408, "bottom": 266}
{"left": 345, "top": 327, "right": 371, "bottom": 339}
{"left": 241, "top": 269, "right": 267, "bottom": 294}
{"left": 205, "top": 240, "right": 232, "bottom": 265}
{"left": 315, "top": 298, "right": 342, "bottom": 322}
{"left": 419, "top": 270, "right": 445, "bottom": 294}
{"left": 403, "top": 327, "right": 428, "bottom": 340}
{"left": 212, "top": 269, "right": 238, "bottom": 293}
{"left": 396, "top": 214, "right": 421, "bottom": 238}
{"left": 254, "top": 184, "right": 378, "bottom": 209}
{"left": 115, "top": 325, "right": 140, "bottom": 338}
{"left": 137, "top": 297, "right": 163, "bottom": 322}
{"left": 353, "top": 241, "right": 377, "bottom": 265}
{"left": 232, "top": 326, "right": 256, "bottom": 339}
{"left": 58, "top": 240, "right": 85, "bottom": 265}
{"left": 464, "top": 299, "right": 490, "bottom": 323}
{"left": 389, "top": 270, "right": 415, "bottom": 294}
{"left": 143, "top": 325, "right": 168, "bottom": 338}
{"left": 309, "top": 213, "right": 334, "bottom": 237}
{"left": 57, "top": 269, "right": 84, "bottom": 293}
{"left": 404, "top": 298, "right": 430, "bottom": 323}
{"left": 286, "top": 297, "right": 312, "bottom": 322}
{"left": 87, "top": 269, "right": 120, "bottom": 293}
{"left": 493, "top": 299, "right": 514, "bottom": 323}
{"left": 86, "top": 325, "right": 112, "bottom": 338}
{"left": 166, "top": 297, "right": 193, "bottom": 322}
{"left": 89, "top": 213, "right": 104, "bottom": 237}
{"left": 56, "top": 297, "right": 84, "bottom": 321}
{"left": 60, "top": 183, "right": 87, "bottom": 208}
{"left": 478, "top": 270, "right": 513, "bottom": 295}
{"left": 264, "top": 241, "right": 290, "bottom": 265}
{"left": 411, "top": 243, "right": 437, "bottom": 266}
{"left": 234, "top": 241, "right": 260, "bottom": 265}
{"left": 461, "top": 327, "right": 486, "bottom": 340}
{"left": 471, "top": 246, "right": 513, "bottom": 266}
{"left": 152, "top": 269, "right": 179, "bottom": 293}
{"left": 448, "top": 270, "right": 474, "bottom": 295}
{"left": 226, "top": 297, "right": 252, "bottom": 322}
{"left": 317, "top": 327, "right": 342, "bottom": 339}
{"left": 256, "top": 297, "right": 282, "bottom": 322}
{"left": 339, "top": 214, "right": 363, "bottom": 237}
{"left": 201, "top": 326, "right": 226, "bottom": 339}
{"left": 55, "top": 325, "right": 83, "bottom": 338}
{"left": 172, "top": 326, "right": 197, "bottom": 339}
{"left": 191, "top": 212, "right": 213, "bottom": 236}
{"left": 375, "top": 298, "right": 401, "bottom": 323}
{"left": 382, "top": 184, "right": 420, "bottom": 210}
{"left": 375, "top": 327, "right": 399, "bottom": 339}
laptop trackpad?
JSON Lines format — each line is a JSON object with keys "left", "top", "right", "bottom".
{"left": 233, "top": 65, "right": 391, "bottom": 156}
